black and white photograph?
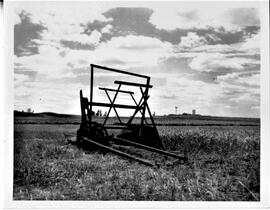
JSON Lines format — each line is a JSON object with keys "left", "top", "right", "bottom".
{"left": 2, "top": 0, "right": 270, "bottom": 208}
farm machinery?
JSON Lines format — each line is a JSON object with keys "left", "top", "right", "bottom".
{"left": 76, "top": 64, "right": 187, "bottom": 167}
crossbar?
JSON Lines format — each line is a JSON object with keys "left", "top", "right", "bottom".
{"left": 90, "top": 102, "right": 142, "bottom": 109}
{"left": 91, "top": 64, "right": 149, "bottom": 79}
{"left": 114, "top": 80, "right": 153, "bottom": 88}
{"left": 99, "top": 87, "right": 134, "bottom": 94}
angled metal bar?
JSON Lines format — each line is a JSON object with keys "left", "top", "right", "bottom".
{"left": 113, "top": 137, "right": 187, "bottom": 161}
{"left": 104, "top": 89, "right": 122, "bottom": 124}
{"left": 114, "top": 80, "right": 153, "bottom": 88}
{"left": 140, "top": 87, "right": 153, "bottom": 125}
{"left": 130, "top": 93, "right": 148, "bottom": 125}
{"left": 139, "top": 87, "right": 164, "bottom": 149}
{"left": 140, "top": 79, "right": 150, "bottom": 130}
{"left": 127, "top": 94, "right": 149, "bottom": 124}
{"left": 127, "top": 95, "right": 144, "bottom": 124}
{"left": 103, "top": 84, "right": 121, "bottom": 126}
{"left": 91, "top": 64, "right": 150, "bottom": 79}
{"left": 82, "top": 137, "right": 155, "bottom": 167}
{"left": 99, "top": 87, "right": 134, "bottom": 94}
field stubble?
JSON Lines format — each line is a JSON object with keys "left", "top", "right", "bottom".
{"left": 13, "top": 122, "right": 260, "bottom": 201}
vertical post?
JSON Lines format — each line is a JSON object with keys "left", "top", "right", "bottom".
{"left": 80, "top": 90, "right": 86, "bottom": 124}
{"left": 140, "top": 78, "right": 150, "bottom": 135}
{"left": 89, "top": 64, "right": 94, "bottom": 123}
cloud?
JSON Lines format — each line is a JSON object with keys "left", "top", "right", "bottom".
{"left": 189, "top": 53, "right": 259, "bottom": 72}
{"left": 82, "top": 7, "right": 259, "bottom": 46}
{"left": 225, "top": 8, "right": 260, "bottom": 27}
{"left": 217, "top": 72, "right": 260, "bottom": 88}
{"left": 14, "top": 44, "right": 86, "bottom": 78}
{"left": 241, "top": 32, "right": 260, "bottom": 54}
{"left": 91, "top": 35, "right": 174, "bottom": 68}
{"left": 59, "top": 29, "right": 102, "bottom": 50}
{"left": 60, "top": 30, "right": 102, "bottom": 50}
{"left": 14, "top": 10, "right": 47, "bottom": 57}
{"left": 13, "top": 3, "right": 261, "bottom": 117}
{"left": 60, "top": 40, "right": 96, "bottom": 50}
{"left": 150, "top": 3, "right": 260, "bottom": 30}
{"left": 14, "top": 3, "right": 111, "bottom": 52}
{"left": 105, "top": 35, "right": 172, "bottom": 50}
{"left": 101, "top": 24, "right": 113, "bottom": 34}
{"left": 179, "top": 32, "right": 207, "bottom": 49}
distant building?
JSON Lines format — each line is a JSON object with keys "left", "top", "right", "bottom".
{"left": 192, "top": 109, "right": 196, "bottom": 115}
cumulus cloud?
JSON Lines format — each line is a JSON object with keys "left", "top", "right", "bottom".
{"left": 14, "top": 45, "right": 84, "bottom": 78}
{"left": 189, "top": 53, "right": 258, "bottom": 72}
{"left": 82, "top": 7, "right": 259, "bottom": 46}
{"left": 61, "top": 30, "right": 101, "bottom": 46}
{"left": 101, "top": 24, "right": 113, "bottom": 34}
{"left": 217, "top": 72, "right": 260, "bottom": 87}
{"left": 179, "top": 32, "right": 207, "bottom": 49}
{"left": 59, "top": 30, "right": 102, "bottom": 50}
{"left": 91, "top": 35, "right": 174, "bottom": 68}
{"left": 14, "top": 11, "right": 47, "bottom": 57}
{"left": 241, "top": 32, "right": 260, "bottom": 53}
{"left": 150, "top": 3, "right": 260, "bottom": 30}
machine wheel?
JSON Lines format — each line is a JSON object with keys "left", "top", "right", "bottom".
{"left": 90, "top": 122, "right": 108, "bottom": 139}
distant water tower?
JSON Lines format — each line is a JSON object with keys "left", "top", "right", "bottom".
{"left": 175, "top": 106, "right": 178, "bottom": 115}
{"left": 192, "top": 109, "right": 196, "bottom": 115}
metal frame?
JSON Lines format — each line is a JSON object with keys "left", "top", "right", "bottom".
{"left": 76, "top": 64, "right": 188, "bottom": 167}
{"left": 89, "top": 64, "right": 154, "bottom": 132}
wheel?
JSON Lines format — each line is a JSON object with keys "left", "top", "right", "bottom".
{"left": 89, "top": 122, "right": 108, "bottom": 138}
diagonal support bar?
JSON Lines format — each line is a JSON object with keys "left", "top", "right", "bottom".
{"left": 104, "top": 90, "right": 122, "bottom": 124}
{"left": 130, "top": 93, "right": 148, "bottom": 125}
{"left": 127, "top": 93, "right": 149, "bottom": 124}
{"left": 103, "top": 84, "right": 121, "bottom": 126}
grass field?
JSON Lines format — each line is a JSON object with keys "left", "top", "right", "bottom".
{"left": 13, "top": 115, "right": 260, "bottom": 201}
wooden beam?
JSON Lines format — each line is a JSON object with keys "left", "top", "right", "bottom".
{"left": 114, "top": 80, "right": 153, "bottom": 88}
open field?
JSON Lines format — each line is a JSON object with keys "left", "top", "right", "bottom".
{"left": 14, "top": 115, "right": 260, "bottom": 201}
{"left": 14, "top": 111, "right": 260, "bottom": 126}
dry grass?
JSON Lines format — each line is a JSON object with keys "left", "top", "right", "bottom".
{"left": 13, "top": 123, "right": 260, "bottom": 201}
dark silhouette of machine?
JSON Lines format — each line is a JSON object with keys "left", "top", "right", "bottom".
{"left": 76, "top": 64, "right": 187, "bottom": 167}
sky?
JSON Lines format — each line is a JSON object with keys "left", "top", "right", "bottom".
{"left": 13, "top": 1, "right": 261, "bottom": 117}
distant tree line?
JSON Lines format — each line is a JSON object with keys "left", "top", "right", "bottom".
{"left": 95, "top": 110, "right": 107, "bottom": 117}
{"left": 21, "top": 108, "right": 34, "bottom": 113}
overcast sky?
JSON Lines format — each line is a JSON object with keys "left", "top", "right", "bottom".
{"left": 13, "top": 1, "right": 261, "bottom": 117}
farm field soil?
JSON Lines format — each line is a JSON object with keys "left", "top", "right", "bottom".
{"left": 14, "top": 123, "right": 260, "bottom": 201}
